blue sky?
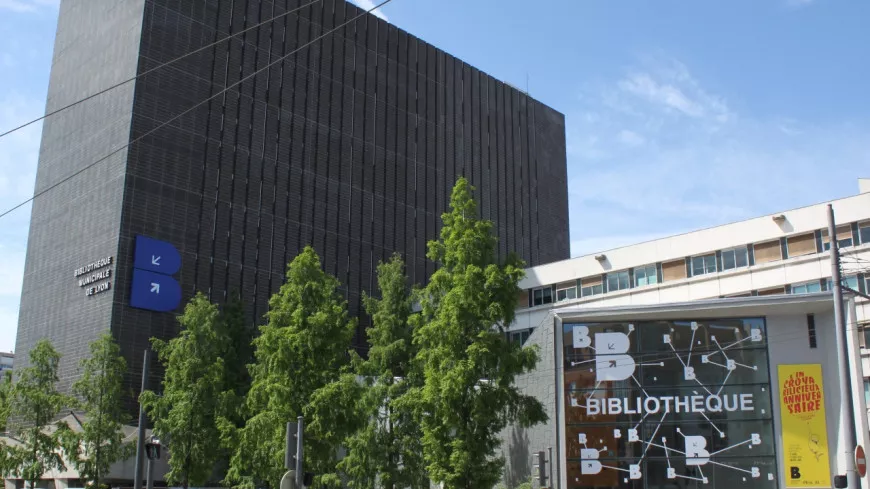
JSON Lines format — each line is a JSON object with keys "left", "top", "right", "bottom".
{"left": 0, "top": 0, "right": 868, "bottom": 351}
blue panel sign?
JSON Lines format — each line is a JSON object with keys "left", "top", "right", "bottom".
{"left": 133, "top": 236, "right": 181, "bottom": 275}
{"left": 130, "top": 269, "right": 181, "bottom": 312}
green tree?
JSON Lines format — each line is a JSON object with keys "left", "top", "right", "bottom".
{"left": 222, "top": 246, "right": 355, "bottom": 489}
{"left": 405, "top": 178, "right": 547, "bottom": 489}
{"left": 215, "top": 292, "right": 254, "bottom": 475}
{"left": 0, "top": 370, "right": 12, "bottom": 432}
{"left": 312, "top": 254, "right": 427, "bottom": 489}
{"left": 1, "top": 339, "right": 72, "bottom": 488}
{"left": 141, "top": 293, "right": 228, "bottom": 489}
{"left": 61, "top": 334, "right": 134, "bottom": 489}
{"left": 220, "top": 292, "right": 253, "bottom": 404}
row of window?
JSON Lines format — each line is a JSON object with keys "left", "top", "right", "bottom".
{"left": 527, "top": 220, "right": 870, "bottom": 307}
{"left": 790, "top": 275, "right": 865, "bottom": 295}
{"left": 824, "top": 224, "right": 870, "bottom": 251}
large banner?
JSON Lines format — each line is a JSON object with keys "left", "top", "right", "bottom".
{"left": 778, "top": 364, "right": 831, "bottom": 488}
{"left": 563, "top": 318, "right": 777, "bottom": 489}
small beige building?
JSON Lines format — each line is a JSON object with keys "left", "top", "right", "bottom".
{"left": 2, "top": 413, "right": 169, "bottom": 489}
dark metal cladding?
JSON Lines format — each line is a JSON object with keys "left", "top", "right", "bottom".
{"left": 16, "top": 0, "right": 569, "bottom": 414}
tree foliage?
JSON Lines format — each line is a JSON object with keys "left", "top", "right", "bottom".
{"left": 404, "top": 178, "right": 547, "bottom": 489}
{"left": 305, "top": 254, "right": 428, "bottom": 489}
{"left": 334, "top": 254, "right": 427, "bottom": 489}
{"left": 61, "top": 334, "right": 134, "bottom": 489}
{"left": 219, "top": 293, "right": 253, "bottom": 409}
{"left": 1, "top": 339, "right": 72, "bottom": 488}
{"left": 141, "top": 293, "right": 234, "bottom": 489}
{"left": 223, "top": 246, "right": 355, "bottom": 489}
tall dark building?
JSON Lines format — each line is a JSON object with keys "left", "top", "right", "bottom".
{"left": 15, "top": 0, "right": 569, "bottom": 402}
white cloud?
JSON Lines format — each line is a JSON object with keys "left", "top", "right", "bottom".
{"left": 619, "top": 74, "right": 706, "bottom": 118}
{"left": 0, "top": 0, "right": 57, "bottom": 13}
{"left": 616, "top": 60, "right": 731, "bottom": 123}
{"left": 565, "top": 56, "right": 870, "bottom": 259}
{"left": 350, "top": 0, "right": 389, "bottom": 21}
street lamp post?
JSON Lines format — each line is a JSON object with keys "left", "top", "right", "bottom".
{"left": 144, "top": 436, "right": 161, "bottom": 489}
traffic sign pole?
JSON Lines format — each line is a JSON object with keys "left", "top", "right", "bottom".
{"left": 280, "top": 470, "right": 298, "bottom": 489}
{"left": 829, "top": 206, "right": 860, "bottom": 488}
{"left": 295, "top": 416, "right": 304, "bottom": 488}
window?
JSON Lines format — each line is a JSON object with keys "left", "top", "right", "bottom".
{"left": 634, "top": 264, "right": 658, "bottom": 287}
{"left": 721, "top": 246, "right": 749, "bottom": 271}
{"left": 757, "top": 287, "right": 785, "bottom": 296}
{"left": 580, "top": 276, "right": 604, "bottom": 297}
{"left": 823, "top": 236, "right": 853, "bottom": 250}
{"left": 864, "top": 379, "right": 870, "bottom": 406}
{"left": 580, "top": 284, "right": 604, "bottom": 297}
{"left": 606, "top": 270, "right": 630, "bottom": 292}
{"left": 581, "top": 283, "right": 603, "bottom": 297}
{"left": 862, "top": 325, "right": 870, "bottom": 349}
{"left": 753, "top": 240, "right": 782, "bottom": 265}
{"left": 860, "top": 222, "right": 870, "bottom": 245}
{"left": 827, "top": 275, "right": 860, "bottom": 291}
{"left": 822, "top": 225, "right": 854, "bottom": 251}
{"left": 791, "top": 281, "right": 822, "bottom": 295}
{"left": 556, "top": 286, "right": 577, "bottom": 302}
{"left": 562, "top": 317, "right": 776, "bottom": 481}
{"left": 661, "top": 259, "right": 687, "bottom": 281}
{"left": 786, "top": 232, "right": 816, "bottom": 257}
{"left": 532, "top": 287, "right": 552, "bottom": 306}
{"left": 509, "top": 329, "right": 532, "bottom": 346}
{"left": 690, "top": 254, "right": 717, "bottom": 276}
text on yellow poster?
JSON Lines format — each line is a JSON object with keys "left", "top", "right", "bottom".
{"left": 778, "top": 364, "right": 831, "bottom": 488}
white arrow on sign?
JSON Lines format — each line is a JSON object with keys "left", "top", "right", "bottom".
{"left": 150, "top": 283, "right": 160, "bottom": 294}
{"left": 151, "top": 255, "right": 161, "bottom": 266}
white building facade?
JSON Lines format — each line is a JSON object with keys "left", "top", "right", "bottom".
{"left": 512, "top": 188, "right": 870, "bottom": 400}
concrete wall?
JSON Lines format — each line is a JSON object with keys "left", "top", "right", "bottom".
{"left": 766, "top": 310, "right": 845, "bottom": 487}
{"left": 15, "top": 0, "right": 145, "bottom": 390}
{"left": 499, "top": 310, "right": 558, "bottom": 489}
{"left": 521, "top": 192, "right": 870, "bottom": 290}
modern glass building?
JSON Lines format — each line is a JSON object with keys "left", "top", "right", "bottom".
{"left": 15, "top": 0, "right": 569, "bottom": 407}
{"left": 563, "top": 317, "right": 776, "bottom": 488}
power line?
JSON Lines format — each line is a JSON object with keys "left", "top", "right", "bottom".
{"left": 0, "top": 0, "right": 323, "bottom": 141}
{"left": 0, "top": 0, "right": 395, "bottom": 221}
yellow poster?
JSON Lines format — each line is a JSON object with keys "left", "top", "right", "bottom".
{"left": 779, "top": 364, "right": 831, "bottom": 488}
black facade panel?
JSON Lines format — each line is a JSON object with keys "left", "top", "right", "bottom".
{"left": 17, "top": 0, "right": 568, "bottom": 409}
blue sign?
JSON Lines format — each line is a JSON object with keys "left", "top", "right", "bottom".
{"left": 130, "top": 269, "right": 181, "bottom": 312}
{"left": 133, "top": 236, "right": 181, "bottom": 275}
